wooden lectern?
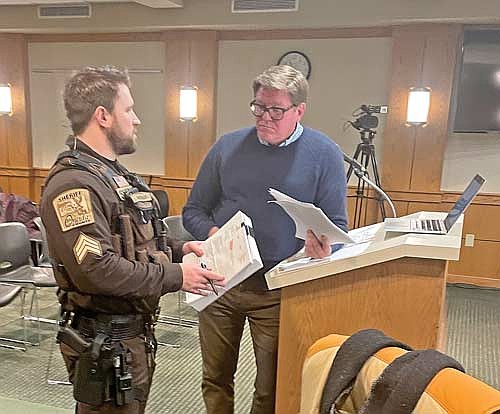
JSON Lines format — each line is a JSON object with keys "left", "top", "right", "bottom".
{"left": 265, "top": 212, "right": 463, "bottom": 414}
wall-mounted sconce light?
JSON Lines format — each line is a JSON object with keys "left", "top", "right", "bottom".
{"left": 179, "top": 86, "right": 197, "bottom": 122}
{"left": 406, "top": 87, "right": 431, "bottom": 126}
{"left": 0, "top": 84, "right": 13, "bottom": 116}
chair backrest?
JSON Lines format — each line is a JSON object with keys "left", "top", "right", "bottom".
{"left": 0, "top": 222, "right": 31, "bottom": 273}
{"left": 301, "top": 334, "right": 500, "bottom": 414}
{"left": 152, "top": 189, "right": 169, "bottom": 219}
{"left": 162, "top": 215, "right": 195, "bottom": 241}
{"left": 33, "top": 216, "right": 51, "bottom": 266}
{"left": 0, "top": 282, "right": 22, "bottom": 308}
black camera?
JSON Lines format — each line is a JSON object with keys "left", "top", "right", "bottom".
{"left": 350, "top": 104, "right": 388, "bottom": 131}
{"left": 360, "top": 104, "right": 388, "bottom": 114}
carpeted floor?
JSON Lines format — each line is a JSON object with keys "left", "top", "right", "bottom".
{"left": 0, "top": 289, "right": 255, "bottom": 413}
{"left": 445, "top": 284, "right": 500, "bottom": 389}
{"left": 0, "top": 284, "right": 498, "bottom": 413}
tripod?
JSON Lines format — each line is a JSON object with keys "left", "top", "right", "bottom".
{"left": 346, "top": 127, "right": 387, "bottom": 228}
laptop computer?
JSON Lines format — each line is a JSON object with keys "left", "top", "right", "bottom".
{"left": 384, "top": 174, "right": 486, "bottom": 234}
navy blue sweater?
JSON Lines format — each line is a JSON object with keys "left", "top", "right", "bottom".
{"left": 183, "top": 126, "right": 348, "bottom": 287}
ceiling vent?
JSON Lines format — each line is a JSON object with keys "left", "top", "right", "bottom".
{"left": 232, "top": 0, "right": 298, "bottom": 13}
{"left": 38, "top": 3, "right": 91, "bottom": 18}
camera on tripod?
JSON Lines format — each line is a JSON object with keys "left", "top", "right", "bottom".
{"left": 350, "top": 104, "right": 388, "bottom": 131}
{"left": 345, "top": 103, "right": 390, "bottom": 226}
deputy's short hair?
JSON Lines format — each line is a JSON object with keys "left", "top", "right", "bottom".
{"left": 63, "top": 65, "right": 131, "bottom": 135}
{"left": 252, "top": 65, "right": 308, "bottom": 106}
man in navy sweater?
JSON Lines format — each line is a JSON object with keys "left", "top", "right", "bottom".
{"left": 183, "top": 65, "right": 348, "bottom": 414}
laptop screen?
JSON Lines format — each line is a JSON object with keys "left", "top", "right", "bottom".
{"left": 444, "top": 174, "right": 486, "bottom": 230}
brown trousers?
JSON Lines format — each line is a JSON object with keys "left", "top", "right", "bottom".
{"left": 60, "top": 334, "right": 156, "bottom": 414}
{"left": 199, "top": 286, "right": 281, "bottom": 414}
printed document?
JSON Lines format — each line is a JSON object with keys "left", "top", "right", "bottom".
{"left": 183, "top": 210, "right": 263, "bottom": 311}
{"left": 268, "top": 188, "right": 355, "bottom": 244}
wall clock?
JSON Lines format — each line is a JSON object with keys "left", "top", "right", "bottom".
{"left": 277, "top": 51, "right": 311, "bottom": 79}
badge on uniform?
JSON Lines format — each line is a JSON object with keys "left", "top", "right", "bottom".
{"left": 73, "top": 232, "right": 102, "bottom": 264}
{"left": 113, "top": 175, "right": 130, "bottom": 188}
{"left": 116, "top": 185, "right": 134, "bottom": 201}
{"left": 52, "top": 188, "right": 95, "bottom": 232}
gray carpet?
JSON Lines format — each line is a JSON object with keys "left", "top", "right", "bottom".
{"left": 0, "top": 284, "right": 498, "bottom": 413}
{"left": 0, "top": 289, "right": 255, "bottom": 413}
{"left": 446, "top": 284, "right": 500, "bottom": 390}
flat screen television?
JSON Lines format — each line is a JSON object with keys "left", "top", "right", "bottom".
{"left": 453, "top": 29, "right": 500, "bottom": 133}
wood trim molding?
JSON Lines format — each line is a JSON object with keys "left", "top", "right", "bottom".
{"left": 26, "top": 168, "right": 195, "bottom": 188}
{"left": 447, "top": 274, "right": 500, "bottom": 289}
{"left": 347, "top": 186, "right": 500, "bottom": 206}
{"left": 218, "top": 27, "right": 392, "bottom": 41}
{"left": 31, "top": 167, "right": 49, "bottom": 178}
{"left": 26, "top": 32, "right": 164, "bottom": 43}
{"left": 26, "top": 30, "right": 219, "bottom": 43}
{"left": 0, "top": 166, "right": 30, "bottom": 177}
{"left": 149, "top": 175, "right": 194, "bottom": 189}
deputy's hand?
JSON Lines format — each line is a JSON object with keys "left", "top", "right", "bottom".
{"left": 182, "top": 241, "right": 204, "bottom": 257}
{"left": 304, "top": 229, "right": 331, "bottom": 259}
{"left": 179, "top": 263, "right": 225, "bottom": 295}
{"left": 208, "top": 226, "right": 219, "bottom": 237}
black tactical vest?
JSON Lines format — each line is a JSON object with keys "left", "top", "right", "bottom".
{"left": 45, "top": 149, "right": 171, "bottom": 315}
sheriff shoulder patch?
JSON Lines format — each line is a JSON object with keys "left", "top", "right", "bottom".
{"left": 52, "top": 188, "right": 95, "bottom": 232}
{"left": 73, "top": 233, "right": 102, "bottom": 264}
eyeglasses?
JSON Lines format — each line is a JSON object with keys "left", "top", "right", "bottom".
{"left": 249, "top": 101, "right": 295, "bottom": 120}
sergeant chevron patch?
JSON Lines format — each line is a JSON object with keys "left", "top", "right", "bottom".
{"left": 73, "top": 233, "right": 102, "bottom": 264}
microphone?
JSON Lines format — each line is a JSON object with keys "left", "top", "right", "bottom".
{"left": 342, "top": 152, "right": 397, "bottom": 218}
{"left": 343, "top": 153, "right": 367, "bottom": 175}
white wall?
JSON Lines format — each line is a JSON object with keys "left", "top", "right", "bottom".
{"left": 442, "top": 132, "right": 500, "bottom": 192}
{"left": 29, "top": 42, "right": 165, "bottom": 175}
{"left": 27, "top": 38, "right": 500, "bottom": 194}
{"left": 217, "top": 38, "right": 393, "bottom": 183}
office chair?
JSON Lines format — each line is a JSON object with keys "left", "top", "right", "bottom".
{"left": 159, "top": 215, "right": 198, "bottom": 329}
{"left": 163, "top": 215, "right": 195, "bottom": 243}
{"left": 0, "top": 222, "right": 36, "bottom": 350}
{"left": 301, "top": 333, "right": 500, "bottom": 414}
{"left": 0, "top": 222, "right": 57, "bottom": 347}
{"left": 152, "top": 189, "right": 169, "bottom": 219}
{"left": 0, "top": 282, "right": 25, "bottom": 351}
{"left": 28, "top": 217, "right": 58, "bottom": 324}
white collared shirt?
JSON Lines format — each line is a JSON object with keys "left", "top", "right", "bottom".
{"left": 258, "top": 122, "right": 304, "bottom": 147}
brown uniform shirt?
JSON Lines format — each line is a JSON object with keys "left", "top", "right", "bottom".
{"left": 40, "top": 141, "right": 184, "bottom": 315}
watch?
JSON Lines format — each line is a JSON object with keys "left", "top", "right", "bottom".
{"left": 277, "top": 51, "right": 311, "bottom": 79}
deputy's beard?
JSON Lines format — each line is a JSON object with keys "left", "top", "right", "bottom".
{"left": 107, "top": 126, "right": 137, "bottom": 156}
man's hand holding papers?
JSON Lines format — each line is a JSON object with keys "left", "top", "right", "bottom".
{"left": 268, "top": 188, "right": 355, "bottom": 247}
{"left": 305, "top": 229, "right": 332, "bottom": 259}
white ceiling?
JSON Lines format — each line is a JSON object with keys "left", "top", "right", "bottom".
{"left": 0, "top": 0, "right": 183, "bottom": 8}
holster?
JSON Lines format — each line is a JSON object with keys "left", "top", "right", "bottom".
{"left": 58, "top": 322, "right": 136, "bottom": 407}
{"left": 73, "top": 333, "right": 113, "bottom": 407}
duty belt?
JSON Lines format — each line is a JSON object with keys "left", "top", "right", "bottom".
{"left": 72, "top": 313, "right": 147, "bottom": 340}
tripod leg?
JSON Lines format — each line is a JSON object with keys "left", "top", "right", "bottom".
{"left": 353, "top": 151, "right": 370, "bottom": 228}
{"left": 348, "top": 143, "right": 365, "bottom": 228}
{"left": 369, "top": 145, "right": 387, "bottom": 220}
{"left": 346, "top": 144, "right": 362, "bottom": 181}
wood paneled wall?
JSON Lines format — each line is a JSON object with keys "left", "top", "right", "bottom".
{"left": 163, "top": 31, "right": 218, "bottom": 212}
{"left": 382, "top": 24, "right": 462, "bottom": 194}
{"left": 0, "top": 34, "right": 31, "bottom": 198}
{"left": 1, "top": 25, "right": 499, "bottom": 287}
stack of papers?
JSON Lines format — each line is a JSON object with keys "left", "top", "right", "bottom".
{"left": 268, "top": 188, "right": 354, "bottom": 244}
{"left": 183, "top": 210, "right": 263, "bottom": 311}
